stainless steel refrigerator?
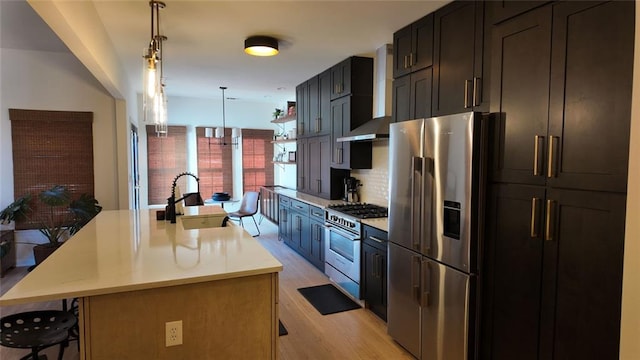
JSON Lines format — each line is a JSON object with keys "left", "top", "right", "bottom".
{"left": 387, "top": 112, "right": 486, "bottom": 360}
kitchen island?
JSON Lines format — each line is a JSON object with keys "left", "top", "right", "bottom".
{"left": 0, "top": 207, "right": 283, "bottom": 359}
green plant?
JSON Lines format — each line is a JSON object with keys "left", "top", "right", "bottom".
{"left": 0, "top": 185, "right": 102, "bottom": 244}
{"left": 273, "top": 108, "right": 283, "bottom": 119}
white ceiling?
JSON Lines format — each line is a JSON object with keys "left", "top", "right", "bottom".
{"left": 4, "top": 0, "right": 449, "bottom": 105}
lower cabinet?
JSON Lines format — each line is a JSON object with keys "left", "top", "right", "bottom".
{"left": 481, "top": 183, "right": 626, "bottom": 360}
{"left": 278, "top": 197, "right": 326, "bottom": 272}
{"left": 361, "top": 224, "right": 388, "bottom": 321}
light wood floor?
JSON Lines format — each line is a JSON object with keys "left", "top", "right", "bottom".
{"left": 1, "top": 220, "right": 412, "bottom": 359}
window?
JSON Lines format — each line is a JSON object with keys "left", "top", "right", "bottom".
{"left": 146, "top": 125, "right": 187, "bottom": 205}
{"left": 196, "top": 127, "right": 233, "bottom": 199}
{"left": 241, "top": 129, "right": 274, "bottom": 193}
{"left": 9, "top": 109, "right": 94, "bottom": 230}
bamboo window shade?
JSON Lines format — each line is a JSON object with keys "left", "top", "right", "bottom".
{"left": 195, "top": 127, "right": 233, "bottom": 200}
{"left": 9, "top": 109, "right": 94, "bottom": 230}
{"left": 241, "top": 129, "right": 274, "bottom": 193}
{"left": 146, "top": 125, "right": 187, "bottom": 205}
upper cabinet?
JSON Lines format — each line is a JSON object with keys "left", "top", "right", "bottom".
{"left": 330, "top": 57, "right": 374, "bottom": 100}
{"left": 432, "top": 1, "right": 490, "bottom": 116}
{"left": 330, "top": 95, "right": 373, "bottom": 170}
{"left": 296, "top": 83, "right": 307, "bottom": 138}
{"left": 392, "top": 68, "right": 432, "bottom": 122}
{"left": 487, "top": 0, "right": 551, "bottom": 25}
{"left": 393, "top": 14, "right": 434, "bottom": 78}
{"left": 489, "top": 1, "right": 633, "bottom": 193}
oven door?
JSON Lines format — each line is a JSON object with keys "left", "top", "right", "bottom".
{"left": 325, "top": 225, "right": 360, "bottom": 282}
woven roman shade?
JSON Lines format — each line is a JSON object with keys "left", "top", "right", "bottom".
{"left": 241, "top": 129, "right": 274, "bottom": 193}
{"left": 9, "top": 109, "right": 94, "bottom": 230}
{"left": 195, "top": 127, "right": 233, "bottom": 199}
{"left": 146, "top": 125, "right": 187, "bottom": 205}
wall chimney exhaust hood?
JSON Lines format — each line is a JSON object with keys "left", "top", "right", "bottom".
{"left": 336, "top": 116, "right": 391, "bottom": 142}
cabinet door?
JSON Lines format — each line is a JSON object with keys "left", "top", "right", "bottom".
{"left": 392, "top": 74, "right": 411, "bottom": 122}
{"left": 318, "top": 69, "right": 332, "bottom": 136}
{"left": 393, "top": 24, "right": 413, "bottom": 78}
{"left": 481, "top": 184, "right": 545, "bottom": 360}
{"left": 330, "top": 59, "right": 348, "bottom": 100}
{"left": 411, "top": 13, "right": 434, "bottom": 72}
{"left": 330, "top": 96, "right": 347, "bottom": 168}
{"left": 318, "top": 135, "right": 332, "bottom": 198}
{"left": 547, "top": 1, "right": 633, "bottom": 193}
{"left": 296, "top": 83, "right": 307, "bottom": 137}
{"left": 309, "top": 220, "right": 325, "bottom": 271}
{"left": 278, "top": 204, "right": 290, "bottom": 243}
{"left": 539, "top": 188, "right": 626, "bottom": 360}
{"left": 297, "top": 213, "right": 311, "bottom": 257}
{"left": 308, "top": 136, "right": 322, "bottom": 195}
{"left": 489, "top": 5, "right": 551, "bottom": 186}
{"left": 432, "top": 1, "right": 486, "bottom": 116}
{"left": 296, "top": 138, "right": 307, "bottom": 192}
{"left": 307, "top": 76, "right": 320, "bottom": 136}
{"left": 363, "top": 243, "right": 387, "bottom": 321}
{"left": 410, "top": 68, "right": 432, "bottom": 120}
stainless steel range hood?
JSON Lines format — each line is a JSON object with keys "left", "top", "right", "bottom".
{"left": 336, "top": 116, "right": 391, "bottom": 142}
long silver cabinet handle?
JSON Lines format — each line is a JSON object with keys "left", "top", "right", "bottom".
{"left": 533, "top": 135, "right": 544, "bottom": 176}
{"left": 473, "top": 77, "right": 481, "bottom": 106}
{"left": 464, "top": 80, "right": 472, "bottom": 108}
{"left": 368, "top": 236, "right": 384, "bottom": 244}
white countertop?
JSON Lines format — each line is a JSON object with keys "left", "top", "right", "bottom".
{"left": 361, "top": 218, "right": 389, "bottom": 233}
{"left": 0, "top": 207, "right": 283, "bottom": 306}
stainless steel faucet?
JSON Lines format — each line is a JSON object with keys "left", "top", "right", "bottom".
{"left": 167, "top": 172, "right": 201, "bottom": 223}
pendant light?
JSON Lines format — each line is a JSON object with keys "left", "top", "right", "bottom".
{"left": 142, "top": 0, "right": 168, "bottom": 136}
{"left": 214, "top": 87, "right": 239, "bottom": 148}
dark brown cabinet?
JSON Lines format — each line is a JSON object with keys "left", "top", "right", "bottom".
{"left": 307, "top": 135, "right": 331, "bottom": 198}
{"left": 393, "top": 14, "right": 433, "bottom": 78}
{"left": 296, "top": 138, "right": 308, "bottom": 192}
{"left": 391, "top": 68, "right": 432, "bottom": 122}
{"left": 330, "top": 57, "right": 373, "bottom": 100}
{"left": 432, "top": 1, "right": 489, "bottom": 116}
{"left": 487, "top": 0, "right": 550, "bottom": 25}
{"left": 330, "top": 95, "right": 373, "bottom": 170}
{"left": 362, "top": 225, "right": 388, "bottom": 321}
{"left": 296, "top": 83, "right": 307, "bottom": 138}
{"left": 482, "top": 2, "right": 633, "bottom": 359}
{"left": 490, "top": 1, "right": 633, "bottom": 193}
{"left": 301, "top": 71, "right": 331, "bottom": 137}
{"left": 482, "top": 184, "right": 626, "bottom": 360}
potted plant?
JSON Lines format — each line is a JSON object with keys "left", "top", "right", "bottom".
{"left": 0, "top": 185, "right": 102, "bottom": 265}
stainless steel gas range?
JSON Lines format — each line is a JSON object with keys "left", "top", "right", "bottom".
{"left": 324, "top": 203, "right": 388, "bottom": 300}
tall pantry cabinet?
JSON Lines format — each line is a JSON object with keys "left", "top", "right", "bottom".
{"left": 481, "top": 2, "right": 634, "bottom": 360}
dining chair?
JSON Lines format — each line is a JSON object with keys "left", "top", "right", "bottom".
{"left": 227, "top": 191, "right": 260, "bottom": 236}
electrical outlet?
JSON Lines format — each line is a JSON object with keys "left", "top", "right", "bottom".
{"left": 165, "top": 320, "right": 183, "bottom": 347}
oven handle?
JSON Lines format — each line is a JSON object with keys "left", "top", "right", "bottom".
{"left": 324, "top": 223, "right": 360, "bottom": 241}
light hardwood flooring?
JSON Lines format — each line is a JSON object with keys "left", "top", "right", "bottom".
{"left": 1, "top": 219, "right": 412, "bottom": 359}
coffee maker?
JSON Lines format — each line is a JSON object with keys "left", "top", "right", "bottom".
{"left": 343, "top": 177, "right": 361, "bottom": 203}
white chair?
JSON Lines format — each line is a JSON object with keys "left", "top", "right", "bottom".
{"left": 227, "top": 192, "right": 260, "bottom": 236}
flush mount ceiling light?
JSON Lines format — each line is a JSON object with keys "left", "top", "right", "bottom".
{"left": 244, "top": 36, "right": 279, "bottom": 56}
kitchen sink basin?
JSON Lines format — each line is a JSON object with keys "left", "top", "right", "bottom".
{"left": 180, "top": 207, "right": 228, "bottom": 230}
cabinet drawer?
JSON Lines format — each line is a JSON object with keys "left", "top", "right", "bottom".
{"left": 279, "top": 196, "right": 291, "bottom": 207}
{"left": 290, "top": 199, "right": 310, "bottom": 214}
{"left": 362, "top": 225, "right": 388, "bottom": 251}
{"left": 309, "top": 205, "right": 324, "bottom": 221}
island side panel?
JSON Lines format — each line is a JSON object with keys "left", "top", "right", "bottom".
{"left": 80, "top": 273, "right": 277, "bottom": 359}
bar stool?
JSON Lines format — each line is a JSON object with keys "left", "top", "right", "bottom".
{"left": 0, "top": 310, "right": 76, "bottom": 360}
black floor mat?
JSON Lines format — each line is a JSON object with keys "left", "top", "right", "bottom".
{"left": 297, "top": 284, "right": 361, "bottom": 315}
{"left": 279, "top": 320, "right": 288, "bottom": 336}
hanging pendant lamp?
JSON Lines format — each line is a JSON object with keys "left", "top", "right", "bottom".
{"left": 214, "top": 87, "right": 239, "bottom": 148}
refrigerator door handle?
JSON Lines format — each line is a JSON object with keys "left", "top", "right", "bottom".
{"left": 411, "top": 156, "right": 424, "bottom": 250}
{"left": 411, "top": 255, "right": 421, "bottom": 304}
{"left": 422, "top": 157, "right": 433, "bottom": 256}
{"left": 420, "top": 259, "right": 430, "bottom": 307}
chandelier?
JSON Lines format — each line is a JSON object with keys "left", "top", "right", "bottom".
{"left": 142, "top": 0, "right": 168, "bottom": 136}
{"left": 205, "top": 87, "right": 239, "bottom": 148}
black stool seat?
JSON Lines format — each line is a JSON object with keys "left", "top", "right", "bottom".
{"left": 0, "top": 310, "right": 76, "bottom": 359}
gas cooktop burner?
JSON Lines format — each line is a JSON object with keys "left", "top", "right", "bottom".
{"left": 327, "top": 203, "right": 388, "bottom": 219}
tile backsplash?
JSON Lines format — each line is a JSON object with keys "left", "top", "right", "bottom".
{"left": 351, "top": 141, "right": 389, "bottom": 207}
